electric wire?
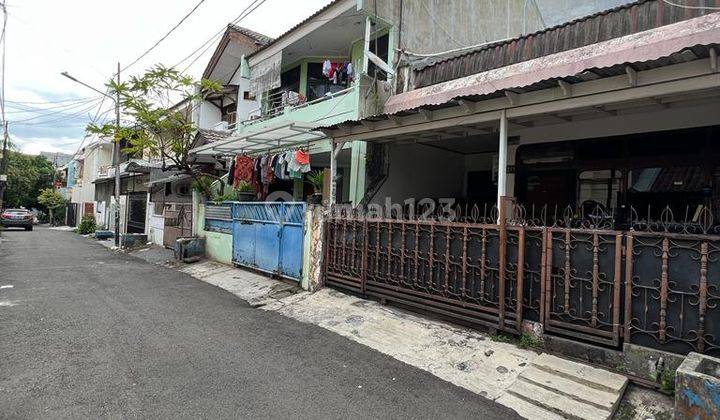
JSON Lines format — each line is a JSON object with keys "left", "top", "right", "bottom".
{"left": 121, "top": 0, "right": 208, "bottom": 73}
{"left": 662, "top": 0, "right": 720, "bottom": 10}
{"left": 173, "top": 0, "right": 266, "bottom": 71}
{"left": 9, "top": 97, "right": 103, "bottom": 123}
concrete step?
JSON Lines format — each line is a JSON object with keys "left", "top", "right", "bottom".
{"left": 532, "top": 353, "right": 628, "bottom": 394}
{"left": 518, "top": 365, "right": 619, "bottom": 410}
{"left": 506, "top": 379, "right": 612, "bottom": 420}
{"left": 495, "top": 393, "right": 565, "bottom": 420}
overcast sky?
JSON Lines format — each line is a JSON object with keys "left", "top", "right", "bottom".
{"left": 4, "top": 0, "right": 330, "bottom": 156}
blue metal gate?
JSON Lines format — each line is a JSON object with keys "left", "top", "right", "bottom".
{"left": 231, "top": 202, "right": 306, "bottom": 280}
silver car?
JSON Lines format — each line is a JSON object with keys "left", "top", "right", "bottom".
{"left": 0, "top": 208, "right": 34, "bottom": 231}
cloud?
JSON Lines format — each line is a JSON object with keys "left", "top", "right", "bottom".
{"left": 5, "top": 0, "right": 332, "bottom": 157}
{"left": 11, "top": 135, "right": 84, "bottom": 156}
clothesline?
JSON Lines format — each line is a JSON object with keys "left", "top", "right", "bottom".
{"left": 227, "top": 148, "right": 313, "bottom": 200}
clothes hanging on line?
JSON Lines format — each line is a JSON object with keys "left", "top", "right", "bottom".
{"left": 233, "top": 155, "right": 254, "bottom": 187}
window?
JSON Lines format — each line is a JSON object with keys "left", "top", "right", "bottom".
{"left": 266, "top": 65, "right": 301, "bottom": 114}
{"left": 578, "top": 169, "right": 621, "bottom": 210}
{"left": 367, "top": 33, "right": 389, "bottom": 81}
{"left": 306, "top": 62, "right": 348, "bottom": 101}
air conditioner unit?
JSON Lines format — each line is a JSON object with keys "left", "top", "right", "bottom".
{"left": 214, "top": 121, "right": 229, "bottom": 130}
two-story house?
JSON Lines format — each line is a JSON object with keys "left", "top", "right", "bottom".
{"left": 145, "top": 24, "right": 273, "bottom": 247}
{"left": 67, "top": 138, "right": 114, "bottom": 227}
{"left": 189, "top": 0, "right": 554, "bottom": 205}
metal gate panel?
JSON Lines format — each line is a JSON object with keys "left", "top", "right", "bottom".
{"left": 232, "top": 220, "right": 257, "bottom": 267}
{"left": 278, "top": 203, "right": 305, "bottom": 279}
{"left": 543, "top": 228, "right": 623, "bottom": 346}
{"left": 625, "top": 232, "right": 720, "bottom": 356}
{"left": 325, "top": 215, "right": 535, "bottom": 333}
{"left": 231, "top": 202, "right": 305, "bottom": 281}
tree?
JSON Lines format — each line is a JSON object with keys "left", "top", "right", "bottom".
{"left": 4, "top": 150, "right": 55, "bottom": 209}
{"left": 87, "top": 65, "right": 222, "bottom": 197}
{"left": 37, "top": 188, "right": 66, "bottom": 226}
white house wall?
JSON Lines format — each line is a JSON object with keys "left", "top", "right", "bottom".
{"left": 370, "top": 142, "right": 465, "bottom": 205}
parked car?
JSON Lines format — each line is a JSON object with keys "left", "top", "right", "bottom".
{"left": 0, "top": 208, "right": 34, "bottom": 231}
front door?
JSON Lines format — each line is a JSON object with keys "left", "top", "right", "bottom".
{"left": 126, "top": 193, "right": 147, "bottom": 234}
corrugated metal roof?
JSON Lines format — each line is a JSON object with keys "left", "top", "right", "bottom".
{"left": 412, "top": 0, "right": 720, "bottom": 88}
{"left": 320, "top": 12, "right": 720, "bottom": 131}
{"left": 229, "top": 24, "right": 274, "bottom": 46}
{"left": 197, "top": 128, "right": 233, "bottom": 143}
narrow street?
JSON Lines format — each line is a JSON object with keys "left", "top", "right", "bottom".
{"left": 0, "top": 228, "right": 519, "bottom": 419}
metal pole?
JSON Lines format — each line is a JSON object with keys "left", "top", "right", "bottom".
{"left": 114, "top": 63, "right": 121, "bottom": 247}
{"left": 329, "top": 139, "right": 337, "bottom": 205}
{"left": 497, "top": 109, "right": 508, "bottom": 215}
{"left": 0, "top": 121, "right": 8, "bottom": 209}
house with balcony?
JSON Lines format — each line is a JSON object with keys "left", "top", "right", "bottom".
{"left": 188, "top": 0, "right": 568, "bottom": 279}
{"left": 188, "top": 0, "right": 569, "bottom": 204}
{"left": 142, "top": 25, "right": 273, "bottom": 247}
{"left": 67, "top": 138, "right": 114, "bottom": 227}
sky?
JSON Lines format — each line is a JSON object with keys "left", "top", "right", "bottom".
{"left": 3, "top": 0, "right": 331, "bottom": 156}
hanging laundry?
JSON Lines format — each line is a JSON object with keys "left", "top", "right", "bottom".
{"left": 234, "top": 155, "right": 254, "bottom": 187}
{"left": 346, "top": 62, "right": 354, "bottom": 83}
{"left": 322, "top": 59, "right": 331, "bottom": 77}
{"left": 295, "top": 150, "right": 311, "bottom": 173}
{"left": 252, "top": 156, "right": 262, "bottom": 198}
{"left": 226, "top": 157, "right": 236, "bottom": 186}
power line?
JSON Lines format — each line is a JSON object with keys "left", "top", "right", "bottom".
{"left": 173, "top": 0, "right": 266, "bottom": 71}
{"left": 661, "top": 0, "right": 720, "bottom": 10}
{"left": 121, "top": 0, "right": 208, "bottom": 73}
{"left": 8, "top": 97, "right": 102, "bottom": 123}
{"left": 6, "top": 96, "right": 98, "bottom": 105}
{"left": 5, "top": 97, "right": 103, "bottom": 113}
{"left": 10, "top": 99, "right": 103, "bottom": 124}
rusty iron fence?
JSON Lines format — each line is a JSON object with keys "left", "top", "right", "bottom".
{"left": 324, "top": 201, "right": 720, "bottom": 356}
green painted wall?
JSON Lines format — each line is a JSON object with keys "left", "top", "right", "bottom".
{"left": 196, "top": 204, "right": 234, "bottom": 265}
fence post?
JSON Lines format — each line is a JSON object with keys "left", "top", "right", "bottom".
{"left": 498, "top": 196, "right": 511, "bottom": 330}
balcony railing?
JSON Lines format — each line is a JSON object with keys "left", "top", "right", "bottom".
{"left": 242, "top": 86, "right": 355, "bottom": 127}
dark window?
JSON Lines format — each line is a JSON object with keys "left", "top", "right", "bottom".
{"left": 306, "top": 62, "right": 348, "bottom": 101}
{"left": 267, "top": 65, "right": 301, "bottom": 113}
{"left": 368, "top": 33, "right": 389, "bottom": 80}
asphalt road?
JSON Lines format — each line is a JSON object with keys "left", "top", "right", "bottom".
{"left": 0, "top": 227, "right": 520, "bottom": 419}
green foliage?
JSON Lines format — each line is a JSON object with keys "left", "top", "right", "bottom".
{"left": 305, "top": 170, "right": 324, "bottom": 193}
{"left": 77, "top": 215, "right": 97, "bottom": 235}
{"left": 37, "top": 188, "right": 65, "bottom": 209}
{"left": 37, "top": 188, "right": 66, "bottom": 226}
{"left": 86, "top": 64, "right": 221, "bottom": 175}
{"left": 191, "top": 175, "right": 214, "bottom": 199}
{"left": 660, "top": 368, "right": 676, "bottom": 394}
{"left": 4, "top": 151, "right": 55, "bottom": 209}
{"left": 213, "top": 190, "right": 237, "bottom": 202}
{"left": 236, "top": 180, "right": 253, "bottom": 193}
{"left": 518, "top": 333, "right": 543, "bottom": 349}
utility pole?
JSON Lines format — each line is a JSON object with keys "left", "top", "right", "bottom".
{"left": 114, "top": 62, "right": 121, "bottom": 247}
{"left": 61, "top": 65, "right": 122, "bottom": 247}
{"left": 0, "top": 121, "right": 8, "bottom": 210}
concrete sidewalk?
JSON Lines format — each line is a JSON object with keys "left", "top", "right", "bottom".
{"left": 116, "top": 242, "right": 673, "bottom": 419}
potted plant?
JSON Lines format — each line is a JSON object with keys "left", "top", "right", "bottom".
{"left": 235, "top": 180, "right": 255, "bottom": 202}
{"left": 305, "top": 170, "right": 324, "bottom": 204}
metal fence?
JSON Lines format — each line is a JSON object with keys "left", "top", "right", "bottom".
{"left": 324, "top": 201, "right": 720, "bottom": 356}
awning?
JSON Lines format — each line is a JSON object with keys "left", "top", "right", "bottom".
{"left": 190, "top": 122, "right": 327, "bottom": 156}
{"left": 146, "top": 173, "right": 191, "bottom": 186}
{"left": 383, "top": 12, "right": 720, "bottom": 115}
